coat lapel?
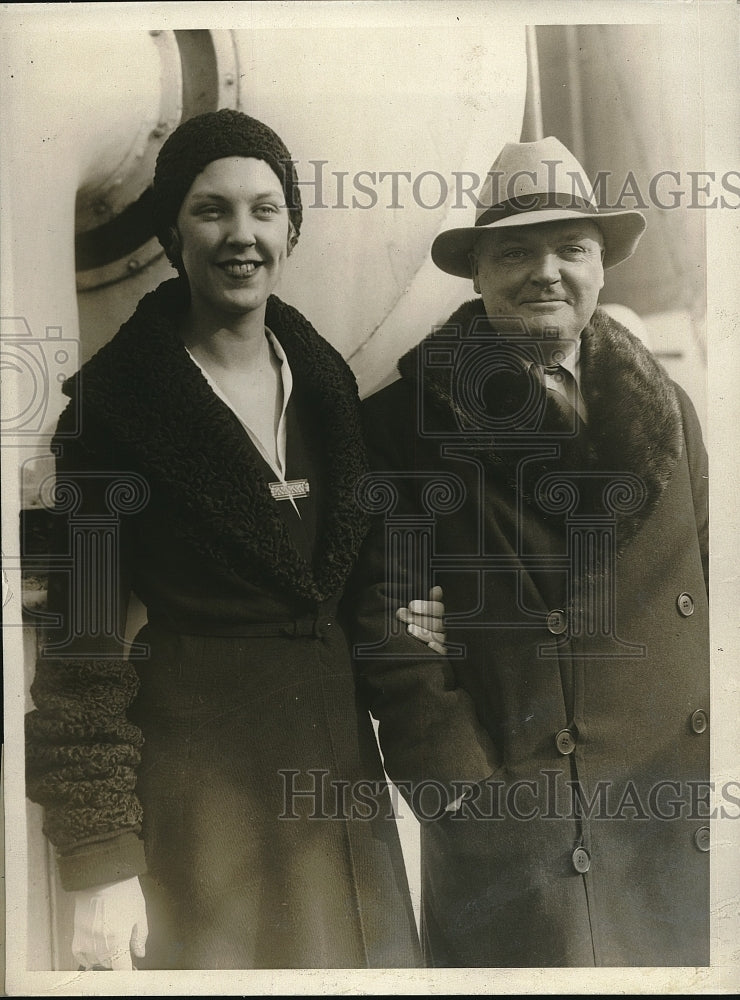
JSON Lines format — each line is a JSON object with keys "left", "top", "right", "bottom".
{"left": 61, "top": 279, "right": 368, "bottom": 606}
{"left": 398, "top": 299, "right": 683, "bottom": 551}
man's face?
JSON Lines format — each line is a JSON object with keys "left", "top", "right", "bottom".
{"left": 470, "top": 219, "right": 605, "bottom": 343}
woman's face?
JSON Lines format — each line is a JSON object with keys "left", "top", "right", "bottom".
{"left": 176, "top": 156, "right": 291, "bottom": 324}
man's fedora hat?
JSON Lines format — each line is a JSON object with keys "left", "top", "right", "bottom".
{"left": 432, "top": 136, "right": 647, "bottom": 277}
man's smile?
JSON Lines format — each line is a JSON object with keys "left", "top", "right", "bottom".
{"left": 520, "top": 298, "right": 568, "bottom": 309}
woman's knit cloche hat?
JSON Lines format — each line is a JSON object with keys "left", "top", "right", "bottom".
{"left": 152, "top": 108, "right": 303, "bottom": 267}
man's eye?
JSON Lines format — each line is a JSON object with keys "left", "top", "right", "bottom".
{"left": 562, "top": 245, "right": 586, "bottom": 255}
{"left": 502, "top": 249, "right": 526, "bottom": 260}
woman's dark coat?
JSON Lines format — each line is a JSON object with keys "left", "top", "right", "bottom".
{"left": 25, "top": 278, "right": 420, "bottom": 970}
{"left": 352, "top": 299, "right": 709, "bottom": 967}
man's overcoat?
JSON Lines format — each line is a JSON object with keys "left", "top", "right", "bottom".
{"left": 353, "top": 300, "right": 709, "bottom": 967}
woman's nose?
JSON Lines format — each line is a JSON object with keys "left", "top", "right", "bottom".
{"left": 226, "top": 207, "right": 256, "bottom": 246}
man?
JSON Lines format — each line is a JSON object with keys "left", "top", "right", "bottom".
{"left": 351, "top": 137, "right": 709, "bottom": 967}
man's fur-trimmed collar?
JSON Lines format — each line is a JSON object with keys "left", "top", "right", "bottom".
{"left": 59, "top": 278, "right": 369, "bottom": 607}
{"left": 397, "top": 298, "right": 684, "bottom": 551}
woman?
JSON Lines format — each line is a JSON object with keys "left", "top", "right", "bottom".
{"left": 25, "top": 109, "right": 432, "bottom": 970}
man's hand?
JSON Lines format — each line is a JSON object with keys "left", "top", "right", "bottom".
{"left": 397, "top": 585, "right": 447, "bottom": 654}
{"left": 72, "top": 876, "right": 148, "bottom": 971}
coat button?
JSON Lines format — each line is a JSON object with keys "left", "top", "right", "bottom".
{"left": 556, "top": 729, "right": 576, "bottom": 755}
{"left": 690, "top": 709, "right": 708, "bottom": 734}
{"left": 572, "top": 847, "right": 591, "bottom": 873}
{"left": 546, "top": 609, "right": 568, "bottom": 635}
{"left": 677, "top": 592, "right": 694, "bottom": 617}
{"left": 694, "top": 826, "right": 710, "bottom": 852}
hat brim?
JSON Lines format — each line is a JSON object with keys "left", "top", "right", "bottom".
{"left": 431, "top": 208, "right": 647, "bottom": 277}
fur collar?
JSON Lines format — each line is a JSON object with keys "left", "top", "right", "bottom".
{"left": 397, "top": 298, "right": 683, "bottom": 551}
{"left": 60, "top": 279, "right": 369, "bottom": 607}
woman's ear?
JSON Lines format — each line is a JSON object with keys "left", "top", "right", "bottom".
{"left": 287, "top": 221, "right": 299, "bottom": 256}
{"left": 164, "top": 226, "right": 184, "bottom": 272}
{"left": 168, "top": 226, "right": 182, "bottom": 257}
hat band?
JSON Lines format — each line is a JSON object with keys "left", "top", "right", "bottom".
{"left": 476, "top": 192, "right": 597, "bottom": 228}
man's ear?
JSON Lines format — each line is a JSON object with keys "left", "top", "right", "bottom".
{"left": 469, "top": 252, "right": 480, "bottom": 293}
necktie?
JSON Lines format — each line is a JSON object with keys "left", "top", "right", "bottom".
{"left": 540, "top": 363, "right": 587, "bottom": 432}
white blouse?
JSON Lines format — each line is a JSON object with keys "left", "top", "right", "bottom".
{"left": 186, "top": 328, "right": 304, "bottom": 515}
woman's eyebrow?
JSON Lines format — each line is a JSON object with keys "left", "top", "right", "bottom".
{"left": 249, "top": 189, "right": 285, "bottom": 201}
{"left": 189, "top": 189, "right": 285, "bottom": 203}
{"left": 188, "top": 191, "right": 229, "bottom": 203}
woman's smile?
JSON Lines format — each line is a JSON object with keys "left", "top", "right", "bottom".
{"left": 217, "top": 259, "right": 263, "bottom": 279}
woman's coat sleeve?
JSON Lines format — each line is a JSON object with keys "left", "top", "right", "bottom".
{"left": 24, "top": 402, "right": 148, "bottom": 889}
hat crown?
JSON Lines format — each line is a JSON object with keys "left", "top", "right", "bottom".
{"left": 476, "top": 136, "right": 597, "bottom": 220}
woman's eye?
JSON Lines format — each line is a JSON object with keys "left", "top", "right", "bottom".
{"left": 255, "top": 204, "right": 279, "bottom": 217}
{"left": 198, "top": 206, "right": 222, "bottom": 219}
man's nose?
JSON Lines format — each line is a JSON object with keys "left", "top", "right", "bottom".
{"left": 529, "top": 251, "right": 560, "bottom": 285}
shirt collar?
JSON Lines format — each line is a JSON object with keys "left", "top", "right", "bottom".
{"left": 558, "top": 337, "right": 581, "bottom": 387}
{"left": 523, "top": 336, "right": 581, "bottom": 384}
{"left": 265, "top": 325, "right": 293, "bottom": 408}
